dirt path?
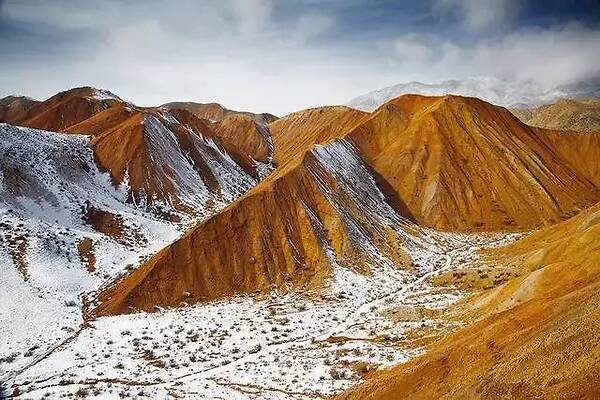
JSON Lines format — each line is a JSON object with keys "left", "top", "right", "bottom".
{"left": 9, "top": 236, "right": 503, "bottom": 399}
{"left": 3, "top": 296, "right": 92, "bottom": 384}
{"left": 167, "top": 247, "right": 464, "bottom": 383}
{"left": 316, "top": 253, "right": 453, "bottom": 341}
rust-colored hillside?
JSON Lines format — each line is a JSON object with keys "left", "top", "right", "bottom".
{"left": 513, "top": 98, "right": 600, "bottom": 132}
{"left": 162, "top": 101, "right": 277, "bottom": 124}
{"left": 209, "top": 113, "right": 272, "bottom": 167}
{"left": 94, "top": 106, "right": 411, "bottom": 315}
{"left": 348, "top": 95, "right": 599, "bottom": 231}
{"left": 336, "top": 201, "right": 600, "bottom": 400}
{"left": 94, "top": 95, "right": 600, "bottom": 316}
{"left": 269, "top": 106, "right": 369, "bottom": 165}
{"left": 163, "top": 101, "right": 279, "bottom": 165}
{"left": 0, "top": 88, "right": 272, "bottom": 210}
{"left": 1, "top": 87, "right": 122, "bottom": 132}
{"left": 0, "top": 95, "right": 40, "bottom": 122}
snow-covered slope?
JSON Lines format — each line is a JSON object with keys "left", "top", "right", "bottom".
{"left": 0, "top": 121, "right": 261, "bottom": 383}
{"left": 348, "top": 77, "right": 600, "bottom": 112}
{"left": 3, "top": 86, "right": 600, "bottom": 399}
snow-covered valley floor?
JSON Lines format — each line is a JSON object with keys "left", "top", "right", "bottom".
{"left": 2, "top": 231, "right": 518, "bottom": 399}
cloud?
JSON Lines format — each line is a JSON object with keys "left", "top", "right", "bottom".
{"left": 394, "top": 34, "right": 435, "bottom": 64}
{"left": 292, "top": 13, "right": 335, "bottom": 44}
{"left": 359, "top": 21, "right": 599, "bottom": 92}
{"left": 435, "top": 0, "right": 519, "bottom": 33}
{"left": 232, "top": 0, "right": 274, "bottom": 35}
{"left": 0, "top": 1, "right": 599, "bottom": 115}
{"left": 469, "top": 23, "right": 600, "bottom": 85}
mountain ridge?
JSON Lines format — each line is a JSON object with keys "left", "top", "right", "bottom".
{"left": 337, "top": 200, "right": 600, "bottom": 400}
{"left": 512, "top": 98, "right": 600, "bottom": 132}
{"left": 348, "top": 77, "right": 600, "bottom": 112}
{"left": 0, "top": 87, "right": 273, "bottom": 213}
{"left": 94, "top": 93, "right": 600, "bottom": 316}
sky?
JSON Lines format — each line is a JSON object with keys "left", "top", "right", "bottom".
{"left": 1, "top": 0, "right": 600, "bottom": 115}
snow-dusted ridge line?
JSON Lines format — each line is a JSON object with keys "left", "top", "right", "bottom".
{"left": 348, "top": 76, "right": 600, "bottom": 112}
{"left": 89, "top": 88, "right": 123, "bottom": 102}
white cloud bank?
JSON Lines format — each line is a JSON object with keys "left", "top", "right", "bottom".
{"left": 435, "top": 0, "right": 519, "bottom": 33}
{"left": 1, "top": 0, "right": 599, "bottom": 115}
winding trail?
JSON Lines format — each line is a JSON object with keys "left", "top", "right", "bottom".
{"left": 169, "top": 246, "right": 464, "bottom": 383}
{"left": 10, "top": 236, "right": 499, "bottom": 399}
{"left": 316, "top": 253, "right": 453, "bottom": 341}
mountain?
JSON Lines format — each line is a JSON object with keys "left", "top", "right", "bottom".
{"left": 0, "top": 96, "right": 39, "bottom": 122}
{"left": 161, "top": 102, "right": 279, "bottom": 176}
{"left": 0, "top": 87, "right": 271, "bottom": 212}
{"left": 0, "top": 122, "right": 187, "bottom": 374}
{"left": 347, "top": 95, "right": 600, "bottom": 230}
{"left": 337, "top": 201, "right": 600, "bottom": 400}
{"left": 348, "top": 77, "right": 600, "bottom": 112}
{"left": 162, "top": 101, "right": 277, "bottom": 124}
{"left": 0, "top": 87, "right": 122, "bottom": 132}
{"left": 94, "top": 106, "right": 405, "bottom": 315}
{"left": 0, "top": 88, "right": 275, "bottom": 380}
{"left": 512, "top": 98, "right": 600, "bottom": 132}
{"left": 3, "top": 88, "right": 600, "bottom": 399}
{"left": 95, "top": 94, "right": 600, "bottom": 316}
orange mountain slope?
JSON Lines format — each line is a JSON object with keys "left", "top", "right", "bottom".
{"left": 512, "top": 98, "right": 600, "bottom": 132}
{"left": 269, "top": 106, "right": 369, "bottom": 165}
{"left": 347, "top": 95, "right": 600, "bottom": 231}
{"left": 208, "top": 113, "right": 273, "bottom": 167}
{"left": 164, "top": 101, "right": 279, "bottom": 166}
{"left": 538, "top": 129, "right": 600, "bottom": 187}
{"left": 0, "top": 88, "right": 274, "bottom": 211}
{"left": 95, "top": 95, "right": 600, "bottom": 315}
{"left": 336, "top": 201, "right": 600, "bottom": 400}
{"left": 1, "top": 87, "right": 122, "bottom": 132}
{"left": 94, "top": 107, "right": 412, "bottom": 315}
{"left": 161, "top": 101, "right": 277, "bottom": 124}
{"left": 85, "top": 107, "right": 265, "bottom": 210}
{"left": 0, "top": 95, "right": 40, "bottom": 122}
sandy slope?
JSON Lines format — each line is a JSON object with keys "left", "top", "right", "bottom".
{"left": 337, "top": 202, "right": 600, "bottom": 400}
{"left": 513, "top": 98, "right": 600, "bottom": 132}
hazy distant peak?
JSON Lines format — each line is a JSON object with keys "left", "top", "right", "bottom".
{"left": 348, "top": 77, "right": 600, "bottom": 112}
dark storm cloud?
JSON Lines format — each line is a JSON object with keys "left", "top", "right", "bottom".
{"left": 1, "top": 0, "right": 599, "bottom": 114}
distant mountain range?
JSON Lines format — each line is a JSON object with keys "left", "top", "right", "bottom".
{"left": 347, "top": 77, "right": 600, "bottom": 111}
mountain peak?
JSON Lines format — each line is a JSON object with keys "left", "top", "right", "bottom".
{"left": 46, "top": 86, "right": 123, "bottom": 103}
